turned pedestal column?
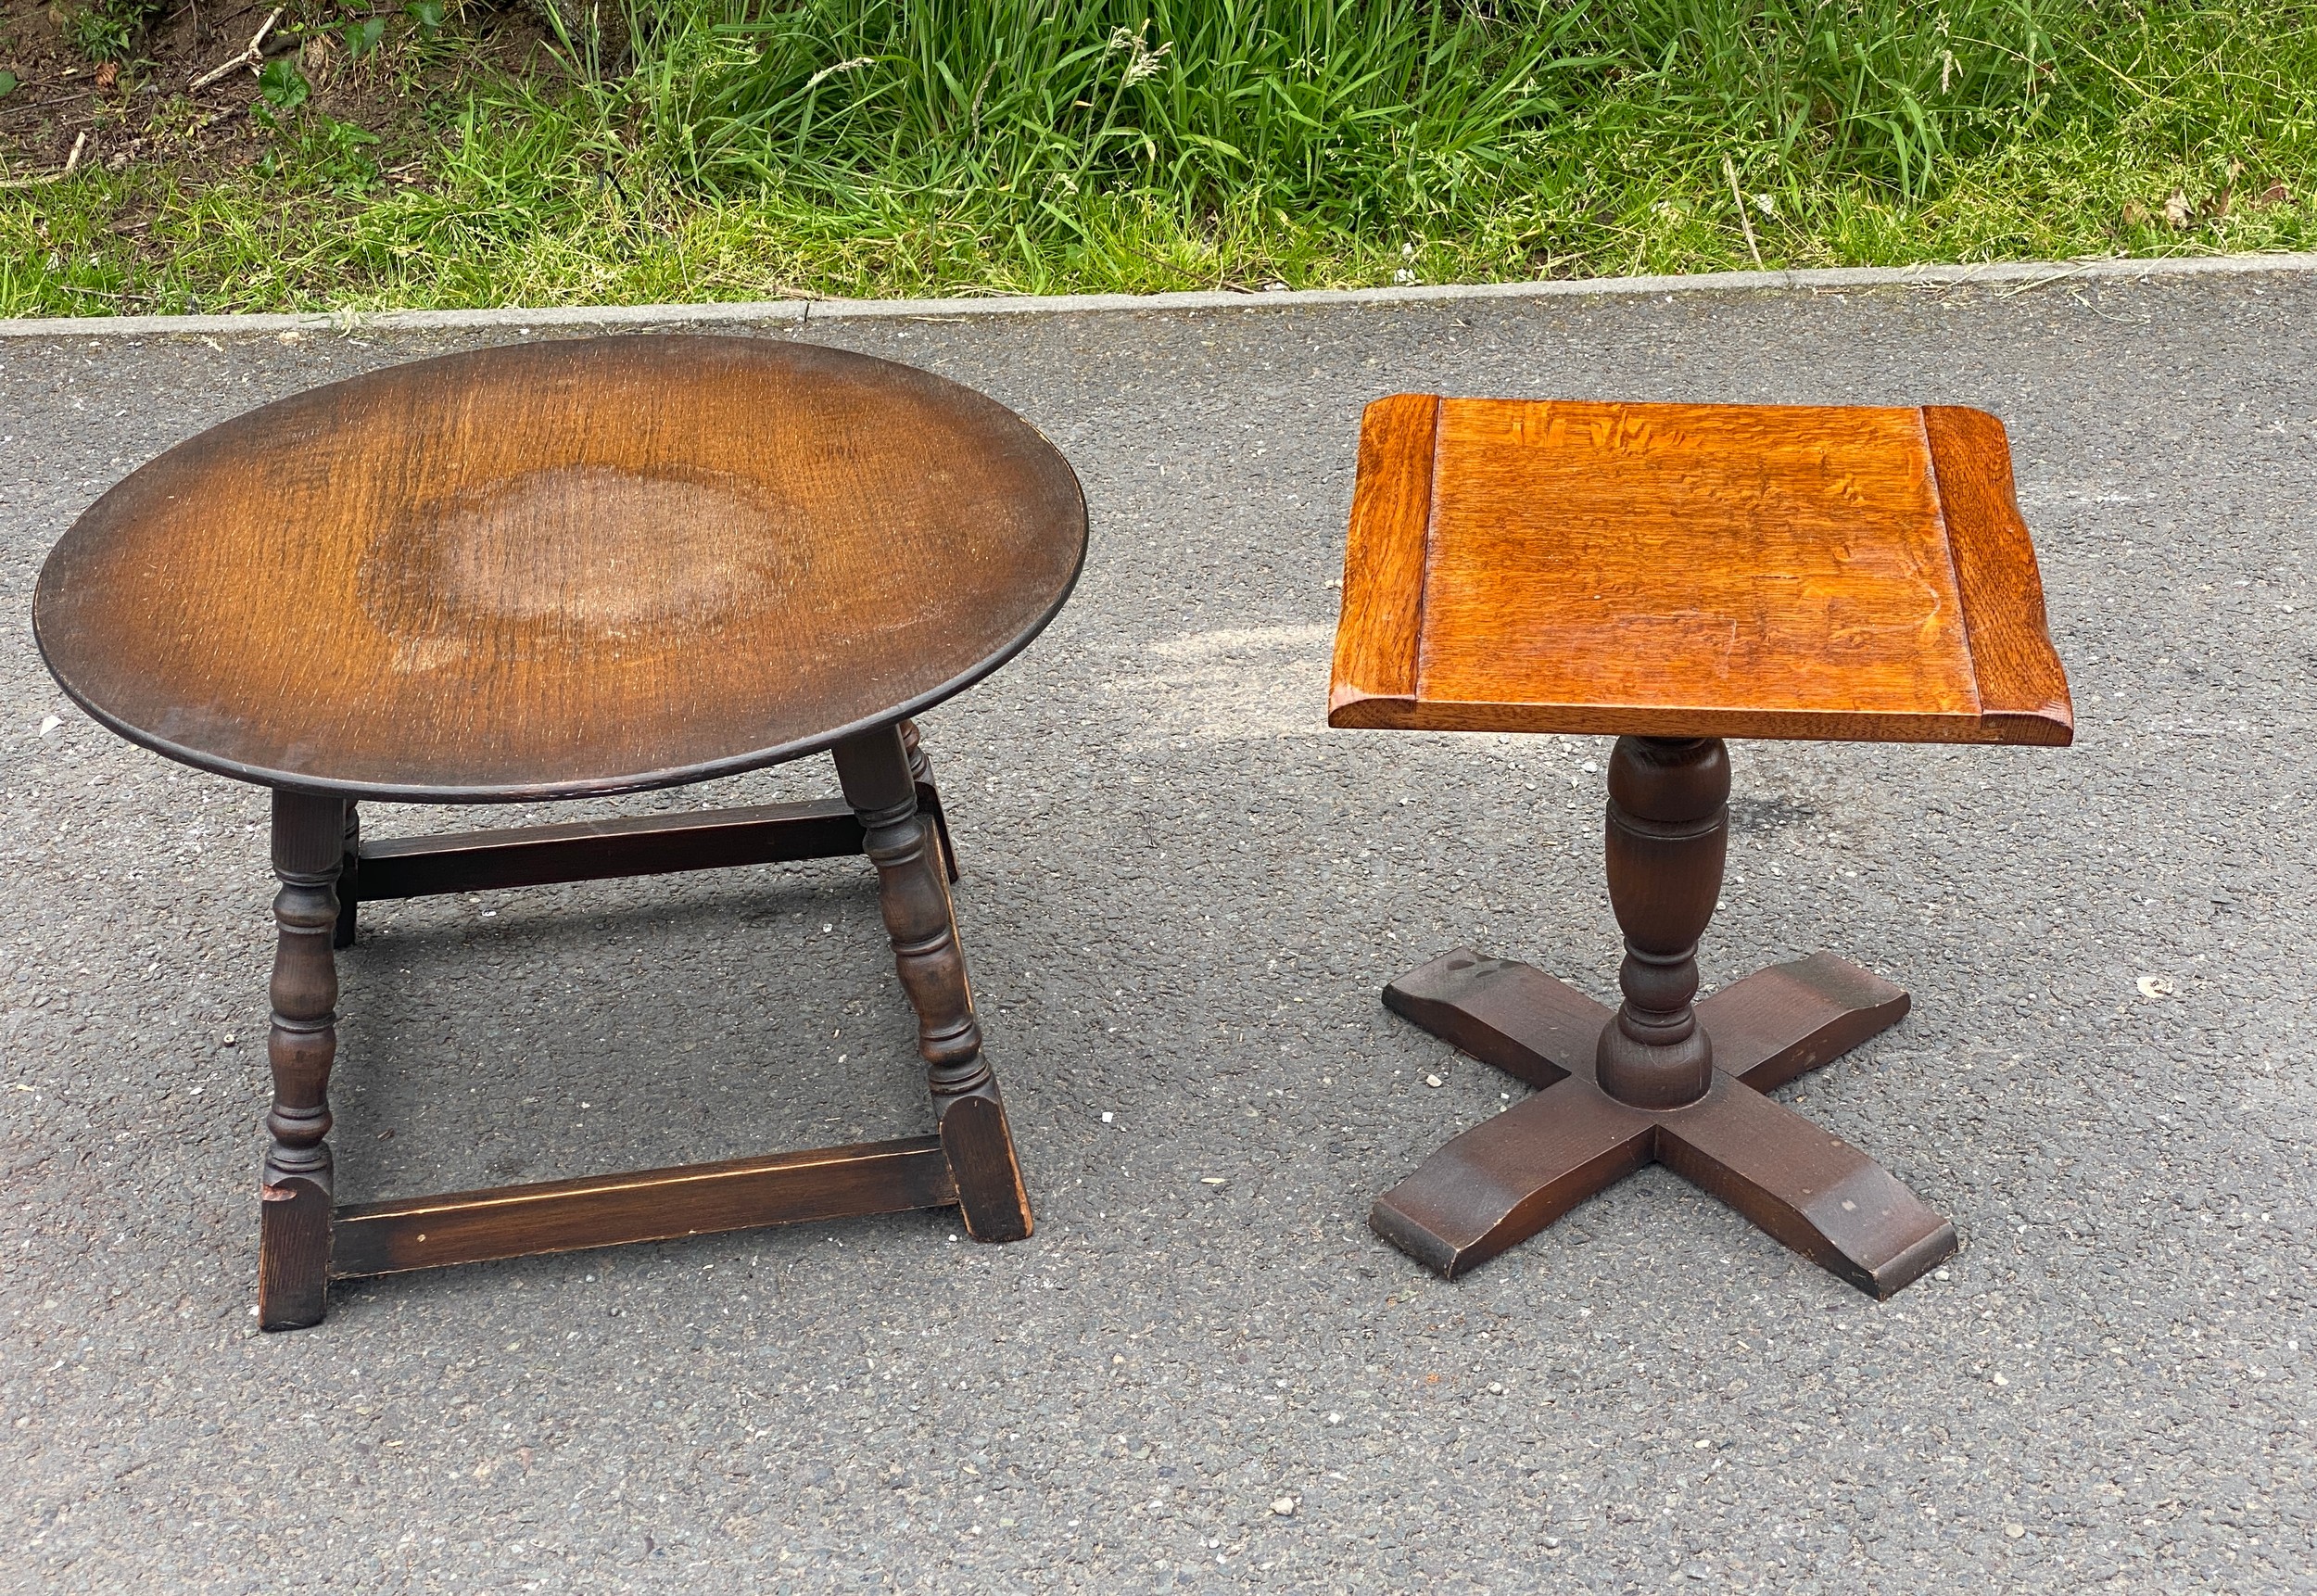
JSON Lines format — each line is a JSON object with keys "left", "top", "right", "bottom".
{"left": 1594, "top": 738, "right": 1727, "bottom": 1111}
{"left": 1368, "top": 738, "right": 1958, "bottom": 1298}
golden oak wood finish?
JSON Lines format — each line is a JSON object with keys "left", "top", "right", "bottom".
{"left": 1920, "top": 405, "right": 2076, "bottom": 741}
{"left": 36, "top": 337, "right": 1081, "bottom": 1328}
{"left": 1329, "top": 398, "right": 2071, "bottom": 745}
{"left": 35, "top": 336, "right": 1086, "bottom": 800}
{"left": 1333, "top": 398, "right": 2071, "bottom": 1296}
{"left": 1326, "top": 392, "right": 1437, "bottom": 715}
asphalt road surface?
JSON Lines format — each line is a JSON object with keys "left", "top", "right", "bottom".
{"left": 2, "top": 269, "right": 2312, "bottom": 1593}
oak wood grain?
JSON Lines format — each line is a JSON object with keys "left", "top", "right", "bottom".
{"left": 1328, "top": 398, "right": 2071, "bottom": 745}
{"left": 1422, "top": 400, "right": 1977, "bottom": 723}
{"left": 1922, "top": 405, "right": 2075, "bottom": 745}
{"left": 34, "top": 336, "right": 1087, "bottom": 801}
{"left": 1328, "top": 393, "right": 1438, "bottom": 723}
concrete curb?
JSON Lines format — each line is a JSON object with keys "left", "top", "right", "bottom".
{"left": 5, "top": 250, "right": 2314, "bottom": 339}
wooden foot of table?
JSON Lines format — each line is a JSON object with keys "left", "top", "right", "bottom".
{"left": 1370, "top": 735, "right": 1954, "bottom": 1298}
{"left": 1374, "top": 949, "right": 1950, "bottom": 1295}
{"left": 1372, "top": 944, "right": 1937, "bottom": 1297}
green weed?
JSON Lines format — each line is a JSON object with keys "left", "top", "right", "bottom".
{"left": 3, "top": 0, "right": 2312, "bottom": 312}
{"left": 67, "top": 0, "right": 169, "bottom": 64}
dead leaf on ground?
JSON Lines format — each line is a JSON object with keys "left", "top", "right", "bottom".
{"left": 2163, "top": 190, "right": 2194, "bottom": 228}
{"left": 2258, "top": 182, "right": 2290, "bottom": 206}
{"left": 2121, "top": 200, "right": 2149, "bottom": 226}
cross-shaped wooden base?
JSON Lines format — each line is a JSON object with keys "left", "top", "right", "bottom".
{"left": 1372, "top": 947, "right": 1956, "bottom": 1298}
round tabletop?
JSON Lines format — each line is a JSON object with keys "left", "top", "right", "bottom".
{"left": 34, "top": 336, "right": 1087, "bottom": 802}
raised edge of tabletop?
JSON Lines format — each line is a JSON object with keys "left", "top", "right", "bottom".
{"left": 32, "top": 336, "right": 1095, "bottom": 804}
{"left": 1321, "top": 697, "right": 2045, "bottom": 744}
{"left": 1922, "top": 406, "right": 2075, "bottom": 747}
{"left": 1328, "top": 393, "right": 1440, "bottom": 724}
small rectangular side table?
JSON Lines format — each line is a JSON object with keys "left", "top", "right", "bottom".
{"left": 1330, "top": 398, "right": 2071, "bottom": 1298}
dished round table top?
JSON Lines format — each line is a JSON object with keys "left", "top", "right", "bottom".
{"left": 33, "top": 336, "right": 1087, "bottom": 802}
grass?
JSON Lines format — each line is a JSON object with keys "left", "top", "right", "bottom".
{"left": 5, "top": 0, "right": 2316, "bottom": 314}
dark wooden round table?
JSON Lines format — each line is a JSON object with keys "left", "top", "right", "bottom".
{"left": 34, "top": 335, "right": 1086, "bottom": 1328}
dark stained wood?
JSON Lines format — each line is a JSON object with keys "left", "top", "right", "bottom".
{"left": 1372, "top": 940, "right": 1956, "bottom": 1287}
{"left": 340, "top": 772, "right": 947, "bottom": 906}
{"left": 331, "top": 1135, "right": 956, "bottom": 1279}
{"left": 36, "top": 339, "right": 1074, "bottom": 1327}
{"left": 357, "top": 797, "right": 867, "bottom": 899}
{"left": 258, "top": 790, "right": 342, "bottom": 1331}
{"left": 258, "top": 1180, "right": 333, "bottom": 1331}
{"left": 32, "top": 336, "right": 1088, "bottom": 801}
{"left": 247, "top": 716, "right": 1034, "bottom": 1326}
{"left": 1373, "top": 1046, "right": 1955, "bottom": 1296}
{"left": 1390, "top": 948, "right": 1912, "bottom": 1103}
{"left": 1922, "top": 406, "right": 2076, "bottom": 745}
{"left": 1365, "top": 747, "right": 1952, "bottom": 1295}
{"left": 900, "top": 718, "right": 961, "bottom": 883}
{"left": 252, "top": 717, "right": 1035, "bottom": 1325}
{"left": 334, "top": 801, "right": 361, "bottom": 949}
{"left": 1655, "top": 1076, "right": 1956, "bottom": 1297}
{"left": 1375, "top": 947, "right": 1938, "bottom": 1286}
{"left": 1594, "top": 737, "right": 1727, "bottom": 1109}
{"left": 1382, "top": 949, "right": 1593, "bottom": 1090}
{"left": 1328, "top": 393, "right": 1439, "bottom": 723}
{"left": 1328, "top": 398, "right": 2071, "bottom": 745}
{"left": 1697, "top": 953, "right": 1909, "bottom": 1093}
{"left": 1374, "top": 952, "right": 1948, "bottom": 1296}
{"left": 1371, "top": 1079, "right": 1654, "bottom": 1278}
{"left": 935, "top": 1096, "right": 1033, "bottom": 1243}
{"left": 835, "top": 724, "right": 1032, "bottom": 1242}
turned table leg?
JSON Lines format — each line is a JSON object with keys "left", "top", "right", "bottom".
{"left": 259, "top": 790, "right": 343, "bottom": 1329}
{"left": 899, "top": 718, "right": 960, "bottom": 883}
{"left": 833, "top": 724, "right": 1032, "bottom": 1243}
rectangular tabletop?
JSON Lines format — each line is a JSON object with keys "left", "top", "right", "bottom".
{"left": 1329, "top": 397, "right": 2071, "bottom": 745}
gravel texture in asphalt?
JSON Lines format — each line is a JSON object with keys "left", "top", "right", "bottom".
{"left": 2, "top": 272, "right": 2312, "bottom": 1592}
